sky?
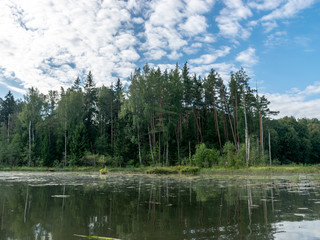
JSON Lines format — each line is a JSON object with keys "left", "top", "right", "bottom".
{"left": 0, "top": 0, "right": 320, "bottom": 118}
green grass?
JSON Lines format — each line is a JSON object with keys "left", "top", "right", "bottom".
{"left": 0, "top": 166, "right": 101, "bottom": 172}
{"left": 199, "top": 165, "right": 320, "bottom": 174}
{"left": 146, "top": 166, "right": 200, "bottom": 175}
{"left": 1, "top": 164, "right": 320, "bottom": 175}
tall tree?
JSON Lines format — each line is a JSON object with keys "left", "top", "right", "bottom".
{"left": 83, "top": 71, "right": 98, "bottom": 154}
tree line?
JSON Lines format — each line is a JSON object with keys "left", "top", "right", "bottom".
{"left": 0, "top": 63, "right": 319, "bottom": 168}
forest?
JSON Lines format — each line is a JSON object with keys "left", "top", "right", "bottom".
{"left": 0, "top": 63, "right": 320, "bottom": 168}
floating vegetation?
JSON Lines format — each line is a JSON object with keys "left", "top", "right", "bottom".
{"left": 294, "top": 213, "right": 305, "bottom": 217}
{"left": 74, "top": 234, "right": 121, "bottom": 239}
{"left": 99, "top": 167, "right": 109, "bottom": 175}
{"left": 51, "top": 195, "right": 70, "bottom": 198}
{"left": 146, "top": 166, "right": 200, "bottom": 175}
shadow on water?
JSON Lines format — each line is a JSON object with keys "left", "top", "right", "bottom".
{"left": 1, "top": 172, "right": 320, "bottom": 239}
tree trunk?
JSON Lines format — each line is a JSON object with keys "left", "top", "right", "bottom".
{"left": 7, "top": 113, "right": 10, "bottom": 143}
{"left": 176, "top": 123, "right": 180, "bottom": 165}
{"left": 158, "top": 133, "right": 161, "bottom": 165}
{"left": 223, "top": 113, "right": 228, "bottom": 142}
{"left": 189, "top": 140, "right": 191, "bottom": 165}
{"left": 243, "top": 92, "right": 249, "bottom": 166}
{"left": 212, "top": 92, "right": 222, "bottom": 152}
{"left": 148, "top": 125, "right": 155, "bottom": 166}
{"left": 137, "top": 125, "right": 142, "bottom": 166}
{"left": 110, "top": 97, "right": 113, "bottom": 151}
{"left": 166, "top": 140, "right": 169, "bottom": 166}
{"left": 64, "top": 118, "right": 67, "bottom": 167}
{"left": 268, "top": 130, "right": 272, "bottom": 165}
{"left": 28, "top": 121, "right": 31, "bottom": 167}
{"left": 260, "top": 112, "right": 264, "bottom": 158}
{"left": 235, "top": 91, "right": 239, "bottom": 150}
{"left": 192, "top": 107, "right": 203, "bottom": 143}
{"left": 223, "top": 95, "right": 237, "bottom": 147}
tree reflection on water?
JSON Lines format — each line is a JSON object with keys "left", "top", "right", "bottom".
{"left": 0, "top": 172, "right": 320, "bottom": 240}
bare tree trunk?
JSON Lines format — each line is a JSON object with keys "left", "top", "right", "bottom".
{"left": 223, "top": 114, "right": 228, "bottom": 142}
{"left": 268, "top": 130, "right": 272, "bottom": 165}
{"left": 148, "top": 125, "right": 155, "bottom": 166}
{"left": 180, "top": 114, "right": 183, "bottom": 140}
{"left": 64, "top": 118, "right": 67, "bottom": 167}
{"left": 28, "top": 121, "right": 31, "bottom": 167}
{"left": 166, "top": 140, "right": 169, "bottom": 166}
{"left": 137, "top": 125, "right": 142, "bottom": 166}
{"left": 212, "top": 93, "right": 222, "bottom": 152}
{"left": 158, "top": 133, "right": 161, "bottom": 165}
{"left": 260, "top": 112, "right": 264, "bottom": 158}
{"left": 177, "top": 129, "right": 180, "bottom": 165}
{"left": 234, "top": 89, "right": 239, "bottom": 150}
{"left": 111, "top": 97, "right": 113, "bottom": 151}
{"left": 243, "top": 93, "right": 249, "bottom": 166}
{"left": 7, "top": 114, "right": 10, "bottom": 143}
{"left": 192, "top": 107, "right": 203, "bottom": 143}
{"left": 248, "top": 137, "right": 250, "bottom": 166}
{"left": 189, "top": 140, "right": 191, "bottom": 165}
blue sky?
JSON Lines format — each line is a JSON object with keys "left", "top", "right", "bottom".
{"left": 0, "top": 0, "right": 320, "bottom": 118}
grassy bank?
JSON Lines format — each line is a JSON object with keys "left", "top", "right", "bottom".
{"left": 1, "top": 165, "right": 320, "bottom": 174}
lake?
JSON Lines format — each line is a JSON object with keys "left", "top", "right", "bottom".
{"left": 0, "top": 172, "right": 320, "bottom": 240}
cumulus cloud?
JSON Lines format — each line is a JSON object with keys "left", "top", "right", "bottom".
{"left": 265, "top": 82, "right": 320, "bottom": 119}
{"left": 248, "top": 0, "right": 285, "bottom": 11}
{"left": 261, "top": 0, "right": 315, "bottom": 21}
{"left": 257, "top": 0, "right": 315, "bottom": 32}
{"left": 190, "top": 62, "right": 236, "bottom": 83}
{"left": 142, "top": 0, "right": 215, "bottom": 60}
{"left": 0, "top": 0, "right": 140, "bottom": 93}
{"left": 179, "top": 15, "right": 208, "bottom": 36}
{"left": 235, "top": 47, "right": 258, "bottom": 67}
{"left": 189, "top": 46, "right": 231, "bottom": 65}
{"left": 216, "top": 0, "right": 253, "bottom": 40}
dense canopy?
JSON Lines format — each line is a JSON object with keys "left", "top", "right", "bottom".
{"left": 0, "top": 64, "right": 319, "bottom": 168}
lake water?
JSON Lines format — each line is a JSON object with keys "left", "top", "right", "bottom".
{"left": 0, "top": 172, "right": 320, "bottom": 240}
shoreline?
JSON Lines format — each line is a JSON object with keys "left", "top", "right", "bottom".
{"left": 0, "top": 165, "right": 320, "bottom": 175}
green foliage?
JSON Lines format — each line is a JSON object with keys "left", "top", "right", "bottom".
{"left": 99, "top": 167, "right": 109, "bottom": 175}
{"left": 146, "top": 166, "right": 200, "bottom": 174}
{"left": 1, "top": 66, "right": 320, "bottom": 169}
{"left": 192, "top": 143, "right": 219, "bottom": 167}
{"left": 222, "top": 142, "right": 236, "bottom": 167}
{"left": 146, "top": 167, "right": 179, "bottom": 174}
{"left": 69, "top": 123, "right": 87, "bottom": 166}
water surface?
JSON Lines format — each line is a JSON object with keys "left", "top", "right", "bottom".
{"left": 0, "top": 172, "right": 320, "bottom": 239}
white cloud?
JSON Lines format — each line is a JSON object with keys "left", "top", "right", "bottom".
{"left": 261, "top": 0, "right": 315, "bottom": 21}
{"left": 216, "top": 0, "right": 253, "bottom": 40}
{"left": 179, "top": 15, "right": 208, "bottom": 36}
{"left": 190, "top": 62, "right": 236, "bottom": 83}
{"left": 235, "top": 47, "right": 258, "bottom": 67}
{"left": 185, "top": 0, "right": 215, "bottom": 15}
{"left": 195, "top": 34, "right": 216, "bottom": 43}
{"left": 248, "top": 0, "right": 285, "bottom": 11}
{"left": 0, "top": 0, "right": 140, "bottom": 93}
{"left": 142, "top": 0, "right": 215, "bottom": 61}
{"left": 262, "top": 21, "right": 278, "bottom": 32}
{"left": 264, "top": 31, "right": 287, "bottom": 48}
{"left": 189, "top": 46, "right": 231, "bottom": 65}
{"left": 0, "top": 79, "right": 26, "bottom": 95}
{"left": 265, "top": 82, "right": 320, "bottom": 119}
{"left": 183, "top": 42, "right": 203, "bottom": 55}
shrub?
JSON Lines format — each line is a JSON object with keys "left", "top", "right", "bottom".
{"left": 221, "top": 141, "right": 236, "bottom": 167}
{"left": 180, "top": 166, "right": 200, "bottom": 174}
{"left": 192, "top": 143, "right": 219, "bottom": 167}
